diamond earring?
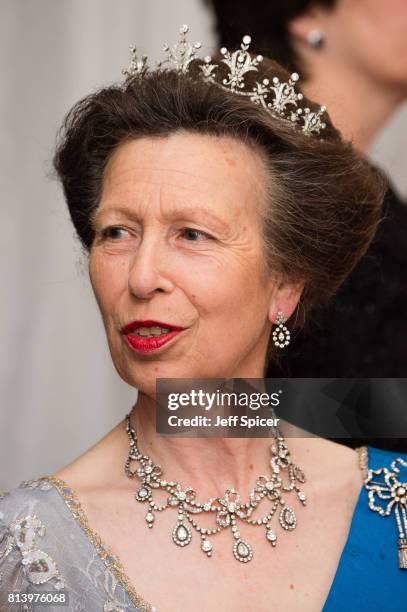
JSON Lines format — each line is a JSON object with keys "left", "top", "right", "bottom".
{"left": 307, "top": 29, "right": 324, "bottom": 48}
{"left": 272, "top": 311, "right": 291, "bottom": 348}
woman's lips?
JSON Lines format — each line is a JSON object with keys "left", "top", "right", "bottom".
{"left": 121, "top": 319, "right": 185, "bottom": 354}
{"left": 124, "top": 329, "right": 183, "bottom": 354}
{"left": 121, "top": 320, "right": 185, "bottom": 335}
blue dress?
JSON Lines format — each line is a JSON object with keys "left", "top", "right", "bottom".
{"left": 324, "top": 445, "right": 407, "bottom": 610}
{"left": 0, "top": 445, "right": 406, "bottom": 611}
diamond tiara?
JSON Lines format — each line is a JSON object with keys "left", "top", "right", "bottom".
{"left": 123, "top": 24, "right": 327, "bottom": 137}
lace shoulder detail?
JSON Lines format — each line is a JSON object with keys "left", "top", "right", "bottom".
{"left": 38, "top": 475, "right": 155, "bottom": 612}
{"left": 0, "top": 477, "right": 152, "bottom": 611}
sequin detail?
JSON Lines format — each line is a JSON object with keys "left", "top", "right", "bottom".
{"left": 4, "top": 514, "right": 65, "bottom": 589}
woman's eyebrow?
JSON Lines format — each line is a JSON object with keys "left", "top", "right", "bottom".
{"left": 91, "top": 205, "right": 230, "bottom": 232}
{"left": 89, "top": 205, "right": 140, "bottom": 228}
{"left": 164, "top": 206, "right": 230, "bottom": 232}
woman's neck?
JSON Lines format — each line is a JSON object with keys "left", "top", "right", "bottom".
{"left": 302, "top": 59, "right": 406, "bottom": 153}
{"left": 130, "top": 393, "right": 270, "bottom": 498}
{"left": 127, "top": 393, "right": 356, "bottom": 501}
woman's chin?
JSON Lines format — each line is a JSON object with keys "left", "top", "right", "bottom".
{"left": 120, "top": 371, "right": 205, "bottom": 401}
{"left": 120, "top": 369, "right": 180, "bottom": 397}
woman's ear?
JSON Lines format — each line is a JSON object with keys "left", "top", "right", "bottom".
{"left": 288, "top": 6, "right": 330, "bottom": 45}
{"left": 268, "top": 280, "right": 304, "bottom": 325}
{"left": 289, "top": 14, "right": 318, "bottom": 44}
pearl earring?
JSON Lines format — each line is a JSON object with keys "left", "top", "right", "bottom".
{"left": 272, "top": 311, "right": 291, "bottom": 348}
{"left": 307, "top": 29, "right": 324, "bottom": 48}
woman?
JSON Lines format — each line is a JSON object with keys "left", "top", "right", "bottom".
{"left": 1, "top": 26, "right": 406, "bottom": 611}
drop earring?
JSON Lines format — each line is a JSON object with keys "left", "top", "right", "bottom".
{"left": 272, "top": 311, "right": 291, "bottom": 348}
{"left": 307, "top": 29, "right": 324, "bottom": 48}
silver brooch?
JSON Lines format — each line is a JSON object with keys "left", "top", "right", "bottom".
{"left": 364, "top": 456, "right": 407, "bottom": 569}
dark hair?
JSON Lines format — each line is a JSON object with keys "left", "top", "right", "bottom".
{"left": 205, "top": 0, "right": 336, "bottom": 73}
{"left": 53, "top": 56, "right": 385, "bottom": 342}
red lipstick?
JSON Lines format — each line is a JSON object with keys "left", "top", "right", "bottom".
{"left": 121, "top": 320, "right": 185, "bottom": 354}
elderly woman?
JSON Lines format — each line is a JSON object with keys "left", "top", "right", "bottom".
{"left": 1, "top": 26, "right": 406, "bottom": 612}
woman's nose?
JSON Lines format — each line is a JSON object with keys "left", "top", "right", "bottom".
{"left": 127, "top": 233, "right": 173, "bottom": 299}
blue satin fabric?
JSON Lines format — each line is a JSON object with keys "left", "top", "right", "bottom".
{"left": 323, "top": 445, "right": 407, "bottom": 610}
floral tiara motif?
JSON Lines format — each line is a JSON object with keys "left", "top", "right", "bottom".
{"left": 123, "top": 24, "right": 327, "bottom": 137}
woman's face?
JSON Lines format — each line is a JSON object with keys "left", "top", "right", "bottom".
{"left": 321, "top": 0, "right": 407, "bottom": 87}
{"left": 89, "top": 132, "right": 295, "bottom": 395}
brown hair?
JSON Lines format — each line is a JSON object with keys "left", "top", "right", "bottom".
{"left": 53, "top": 56, "right": 385, "bottom": 357}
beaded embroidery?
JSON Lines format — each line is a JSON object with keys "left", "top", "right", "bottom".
{"left": 1, "top": 512, "right": 65, "bottom": 589}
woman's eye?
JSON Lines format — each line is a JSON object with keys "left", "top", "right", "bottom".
{"left": 101, "top": 226, "right": 130, "bottom": 240}
{"left": 180, "top": 228, "right": 212, "bottom": 241}
{"left": 98, "top": 226, "right": 212, "bottom": 243}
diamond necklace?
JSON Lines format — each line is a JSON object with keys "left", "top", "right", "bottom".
{"left": 124, "top": 411, "right": 307, "bottom": 563}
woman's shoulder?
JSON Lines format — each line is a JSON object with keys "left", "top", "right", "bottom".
{"left": 0, "top": 477, "right": 62, "bottom": 529}
{"left": 0, "top": 476, "right": 143, "bottom": 610}
{"left": 0, "top": 475, "right": 99, "bottom": 570}
{"left": 323, "top": 445, "right": 407, "bottom": 609}
{"left": 365, "top": 443, "right": 407, "bottom": 469}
